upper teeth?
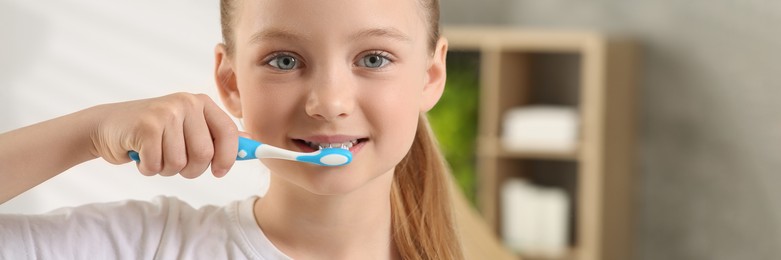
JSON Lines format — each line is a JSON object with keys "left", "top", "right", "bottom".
{"left": 305, "top": 140, "right": 357, "bottom": 150}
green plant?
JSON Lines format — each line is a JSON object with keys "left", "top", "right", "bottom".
{"left": 427, "top": 52, "right": 480, "bottom": 204}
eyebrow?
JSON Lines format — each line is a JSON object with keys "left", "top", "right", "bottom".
{"left": 248, "top": 27, "right": 412, "bottom": 44}
{"left": 349, "top": 27, "right": 412, "bottom": 43}
{"left": 249, "top": 28, "right": 309, "bottom": 44}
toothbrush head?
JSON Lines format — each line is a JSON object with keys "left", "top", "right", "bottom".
{"left": 295, "top": 148, "right": 352, "bottom": 166}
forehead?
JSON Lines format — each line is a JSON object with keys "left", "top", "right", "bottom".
{"left": 233, "top": 0, "right": 427, "bottom": 46}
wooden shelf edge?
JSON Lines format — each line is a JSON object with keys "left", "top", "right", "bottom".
{"left": 498, "top": 149, "right": 578, "bottom": 161}
{"left": 442, "top": 26, "right": 602, "bottom": 52}
{"left": 516, "top": 247, "right": 578, "bottom": 260}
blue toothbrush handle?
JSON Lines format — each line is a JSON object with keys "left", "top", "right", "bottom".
{"left": 128, "top": 150, "right": 140, "bottom": 162}
{"left": 128, "top": 136, "right": 260, "bottom": 162}
{"left": 128, "top": 136, "right": 351, "bottom": 167}
{"left": 236, "top": 136, "right": 261, "bottom": 160}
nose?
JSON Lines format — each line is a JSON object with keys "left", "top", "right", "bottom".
{"left": 305, "top": 67, "right": 355, "bottom": 121}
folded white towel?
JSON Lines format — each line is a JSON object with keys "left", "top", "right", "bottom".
{"left": 501, "top": 106, "right": 579, "bottom": 153}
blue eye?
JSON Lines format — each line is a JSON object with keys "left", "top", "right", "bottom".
{"left": 268, "top": 54, "right": 298, "bottom": 70}
{"left": 357, "top": 53, "right": 391, "bottom": 68}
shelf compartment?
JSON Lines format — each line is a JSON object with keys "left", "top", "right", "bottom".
{"left": 499, "top": 159, "right": 580, "bottom": 260}
{"left": 446, "top": 27, "right": 636, "bottom": 260}
{"left": 478, "top": 136, "right": 579, "bottom": 161}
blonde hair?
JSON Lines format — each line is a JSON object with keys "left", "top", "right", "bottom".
{"left": 219, "top": 1, "right": 463, "bottom": 258}
{"left": 392, "top": 116, "right": 464, "bottom": 259}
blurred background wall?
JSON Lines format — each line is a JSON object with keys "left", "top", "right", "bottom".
{"left": 440, "top": 0, "right": 781, "bottom": 259}
{"left": 0, "top": 0, "right": 267, "bottom": 214}
{"left": 1, "top": 1, "right": 780, "bottom": 260}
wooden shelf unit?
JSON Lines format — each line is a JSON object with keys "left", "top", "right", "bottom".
{"left": 443, "top": 27, "right": 636, "bottom": 260}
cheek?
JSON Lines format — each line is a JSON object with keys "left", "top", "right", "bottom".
{"left": 362, "top": 62, "right": 428, "bottom": 109}
{"left": 360, "top": 80, "right": 422, "bottom": 161}
{"left": 238, "top": 85, "right": 299, "bottom": 144}
{"left": 377, "top": 108, "right": 419, "bottom": 169}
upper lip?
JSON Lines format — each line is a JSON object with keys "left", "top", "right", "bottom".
{"left": 293, "top": 135, "right": 366, "bottom": 144}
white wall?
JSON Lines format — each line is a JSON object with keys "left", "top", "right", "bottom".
{"left": 0, "top": 0, "right": 268, "bottom": 214}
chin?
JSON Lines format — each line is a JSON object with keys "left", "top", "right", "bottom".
{"left": 301, "top": 179, "right": 367, "bottom": 196}
{"left": 265, "top": 160, "right": 394, "bottom": 196}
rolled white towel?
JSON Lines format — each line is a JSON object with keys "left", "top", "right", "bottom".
{"left": 501, "top": 178, "right": 570, "bottom": 257}
{"left": 536, "top": 186, "right": 569, "bottom": 257}
{"left": 501, "top": 179, "right": 540, "bottom": 253}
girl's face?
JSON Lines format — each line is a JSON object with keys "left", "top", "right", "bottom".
{"left": 217, "top": 0, "right": 447, "bottom": 195}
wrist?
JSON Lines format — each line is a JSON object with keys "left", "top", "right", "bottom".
{"left": 72, "top": 105, "right": 105, "bottom": 161}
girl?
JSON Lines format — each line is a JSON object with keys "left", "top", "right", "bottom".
{"left": 0, "top": 0, "right": 464, "bottom": 259}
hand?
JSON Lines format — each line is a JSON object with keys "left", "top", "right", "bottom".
{"left": 89, "top": 92, "right": 240, "bottom": 178}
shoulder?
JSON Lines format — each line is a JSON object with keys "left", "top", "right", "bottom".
{"left": 0, "top": 196, "right": 256, "bottom": 259}
{"left": 0, "top": 196, "right": 187, "bottom": 259}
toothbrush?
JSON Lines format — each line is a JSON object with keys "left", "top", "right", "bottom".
{"left": 128, "top": 136, "right": 352, "bottom": 167}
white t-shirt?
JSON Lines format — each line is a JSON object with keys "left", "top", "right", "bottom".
{"left": 0, "top": 196, "right": 292, "bottom": 260}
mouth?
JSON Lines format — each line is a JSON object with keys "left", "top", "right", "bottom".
{"left": 292, "top": 138, "right": 369, "bottom": 153}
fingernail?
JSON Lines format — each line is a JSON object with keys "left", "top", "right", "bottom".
{"left": 213, "top": 168, "right": 227, "bottom": 178}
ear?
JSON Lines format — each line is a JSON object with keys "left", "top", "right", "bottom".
{"left": 214, "top": 43, "right": 243, "bottom": 118}
{"left": 420, "top": 37, "right": 448, "bottom": 112}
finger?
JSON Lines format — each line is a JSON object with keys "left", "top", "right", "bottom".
{"left": 159, "top": 120, "right": 186, "bottom": 177}
{"left": 98, "top": 134, "right": 134, "bottom": 165}
{"left": 136, "top": 130, "right": 163, "bottom": 176}
{"left": 179, "top": 111, "right": 213, "bottom": 179}
{"left": 203, "top": 99, "right": 239, "bottom": 178}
